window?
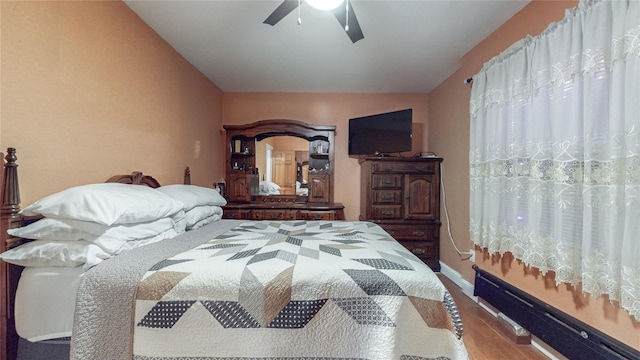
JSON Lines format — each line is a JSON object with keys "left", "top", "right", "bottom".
{"left": 469, "top": 0, "right": 640, "bottom": 320}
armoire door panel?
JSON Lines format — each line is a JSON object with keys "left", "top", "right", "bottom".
{"left": 228, "top": 174, "right": 251, "bottom": 202}
{"left": 404, "top": 174, "right": 438, "bottom": 220}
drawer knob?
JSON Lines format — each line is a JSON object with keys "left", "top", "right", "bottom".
{"left": 383, "top": 165, "right": 393, "bottom": 171}
{"left": 314, "top": 214, "right": 323, "bottom": 220}
{"left": 383, "top": 178, "right": 394, "bottom": 185}
{"left": 412, "top": 248, "right": 426, "bottom": 255}
{"left": 382, "top": 209, "right": 393, "bottom": 216}
{"left": 270, "top": 213, "right": 280, "bottom": 219}
{"left": 382, "top": 194, "right": 393, "bottom": 200}
{"left": 412, "top": 230, "right": 425, "bottom": 237}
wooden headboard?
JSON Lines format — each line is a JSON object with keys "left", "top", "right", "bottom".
{"left": 0, "top": 148, "right": 192, "bottom": 360}
{"left": 107, "top": 166, "right": 191, "bottom": 187}
{"left": 106, "top": 171, "right": 162, "bottom": 188}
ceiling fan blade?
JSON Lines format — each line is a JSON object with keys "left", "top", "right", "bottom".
{"left": 332, "top": 0, "right": 364, "bottom": 43}
{"left": 264, "top": 0, "right": 300, "bottom": 26}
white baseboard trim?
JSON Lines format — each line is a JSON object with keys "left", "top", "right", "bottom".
{"left": 439, "top": 261, "right": 562, "bottom": 360}
{"left": 530, "top": 337, "right": 564, "bottom": 360}
{"left": 438, "top": 261, "right": 477, "bottom": 301}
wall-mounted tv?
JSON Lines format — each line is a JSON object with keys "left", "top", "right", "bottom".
{"left": 348, "top": 109, "right": 412, "bottom": 156}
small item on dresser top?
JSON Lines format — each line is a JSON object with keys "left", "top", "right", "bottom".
{"left": 419, "top": 151, "right": 438, "bottom": 158}
{"left": 215, "top": 181, "right": 226, "bottom": 198}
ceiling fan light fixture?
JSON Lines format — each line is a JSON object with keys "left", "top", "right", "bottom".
{"left": 305, "top": 0, "right": 345, "bottom": 11}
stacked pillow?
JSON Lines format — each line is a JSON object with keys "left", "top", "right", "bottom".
{"left": 155, "top": 184, "right": 226, "bottom": 230}
{"left": 1, "top": 183, "right": 186, "bottom": 269}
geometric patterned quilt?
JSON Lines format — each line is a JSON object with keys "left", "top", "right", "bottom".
{"left": 132, "top": 221, "right": 469, "bottom": 360}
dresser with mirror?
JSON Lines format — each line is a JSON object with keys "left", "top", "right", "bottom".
{"left": 222, "top": 119, "right": 345, "bottom": 220}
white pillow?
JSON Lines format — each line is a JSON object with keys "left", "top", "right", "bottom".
{"left": 20, "top": 183, "right": 185, "bottom": 226}
{"left": 156, "top": 184, "right": 227, "bottom": 211}
{"left": 8, "top": 215, "right": 183, "bottom": 242}
{"left": 7, "top": 213, "right": 186, "bottom": 254}
{"left": 0, "top": 227, "right": 183, "bottom": 269}
{"left": 184, "top": 206, "right": 222, "bottom": 229}
{"left": 188, "top": 213, "right": 221, "bottom": 230}
{"left": 0, "top": 240, "right": 111, "bottom": 268}
{"left": 116, "top": 227, "right": 181, "bottom": 253}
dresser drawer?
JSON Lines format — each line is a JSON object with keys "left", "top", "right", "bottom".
{"left": 397, "top": 240, "right": 438, "bottom": 261}
{"left": 373, "top": 162, "right": 404, "bottom": 172}
{"left": 401, "top": 162, "right": 436, "bottom": 174}
{"left": 372, "top": 174, "right": 402, "bottom": 189}
{"left": 372, "top": 190, "right": 402, "bottom": 204}
{"left": 260, "top": 210, "right": 296, "bottom": 221}
{"left": 379, "top": 224, "right": 437, "bottom": 240}
{"left": 222, "top": 209, "right": 250, "bottom": 220}
{"left": 300, "top": 210, "right": 336, "bottom": 221}
{"left": 250, "top": 210, "right": 265, "bottom": 220}
{"left": 371, "top": 206, "right": 402, "bottom": 219}
{"left": 373, "top": 162, "right": 436, "bottom": 174}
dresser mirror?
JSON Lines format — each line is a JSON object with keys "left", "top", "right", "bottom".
{"left": 224, "top": 120, "right": 336, "bottom": 204}
{"left": 255, "top": 136, "right": 309, "bottom": 197}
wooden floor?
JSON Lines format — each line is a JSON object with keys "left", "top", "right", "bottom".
{"left": 439, "top": 274, "right": 551, "bottom": 360}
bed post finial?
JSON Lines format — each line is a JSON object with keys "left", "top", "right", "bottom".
{"left": 1, "top": 147, "right": 20, "bottom": 217}
{"left": 184, "top": 167, "right": 191, "bottom": 185}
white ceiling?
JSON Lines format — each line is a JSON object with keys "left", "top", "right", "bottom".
{"left": 123, "top": 0, "right": 529, "bottom": 93}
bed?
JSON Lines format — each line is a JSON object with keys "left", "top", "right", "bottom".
{"left": 0, "top": 148, "right": 468, "bottom": 360}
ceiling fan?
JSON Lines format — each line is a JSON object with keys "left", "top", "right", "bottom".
{"left": 263, "top": 0, "right": 364, "bottom": 43}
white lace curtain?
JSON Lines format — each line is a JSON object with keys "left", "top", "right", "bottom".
{"left": 469, "top": 0, "right": 640, "bottom": 320}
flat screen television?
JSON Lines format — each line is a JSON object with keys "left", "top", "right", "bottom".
{"left": 348, "top": 109, "right": 412, "bottom": 156}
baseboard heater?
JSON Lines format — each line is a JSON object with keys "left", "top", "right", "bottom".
{"left": 472, "top": 265, "right": 639, "bottom": 360}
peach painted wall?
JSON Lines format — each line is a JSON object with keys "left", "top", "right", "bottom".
{"left": 428, "top": 0, "right": 639, "bottom": 349}
{"left": 222, "top": 92, "right": 429, "bottom": 221}
{"left": 0, "top": 1, "right": 224, "bottom": 205}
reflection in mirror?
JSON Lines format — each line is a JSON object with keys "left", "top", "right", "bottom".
{"left": 256, "top": 136, "right": 309, "bottom": 196}
{"left": 297, "top": 162, "right": 309, "bottom": 187}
